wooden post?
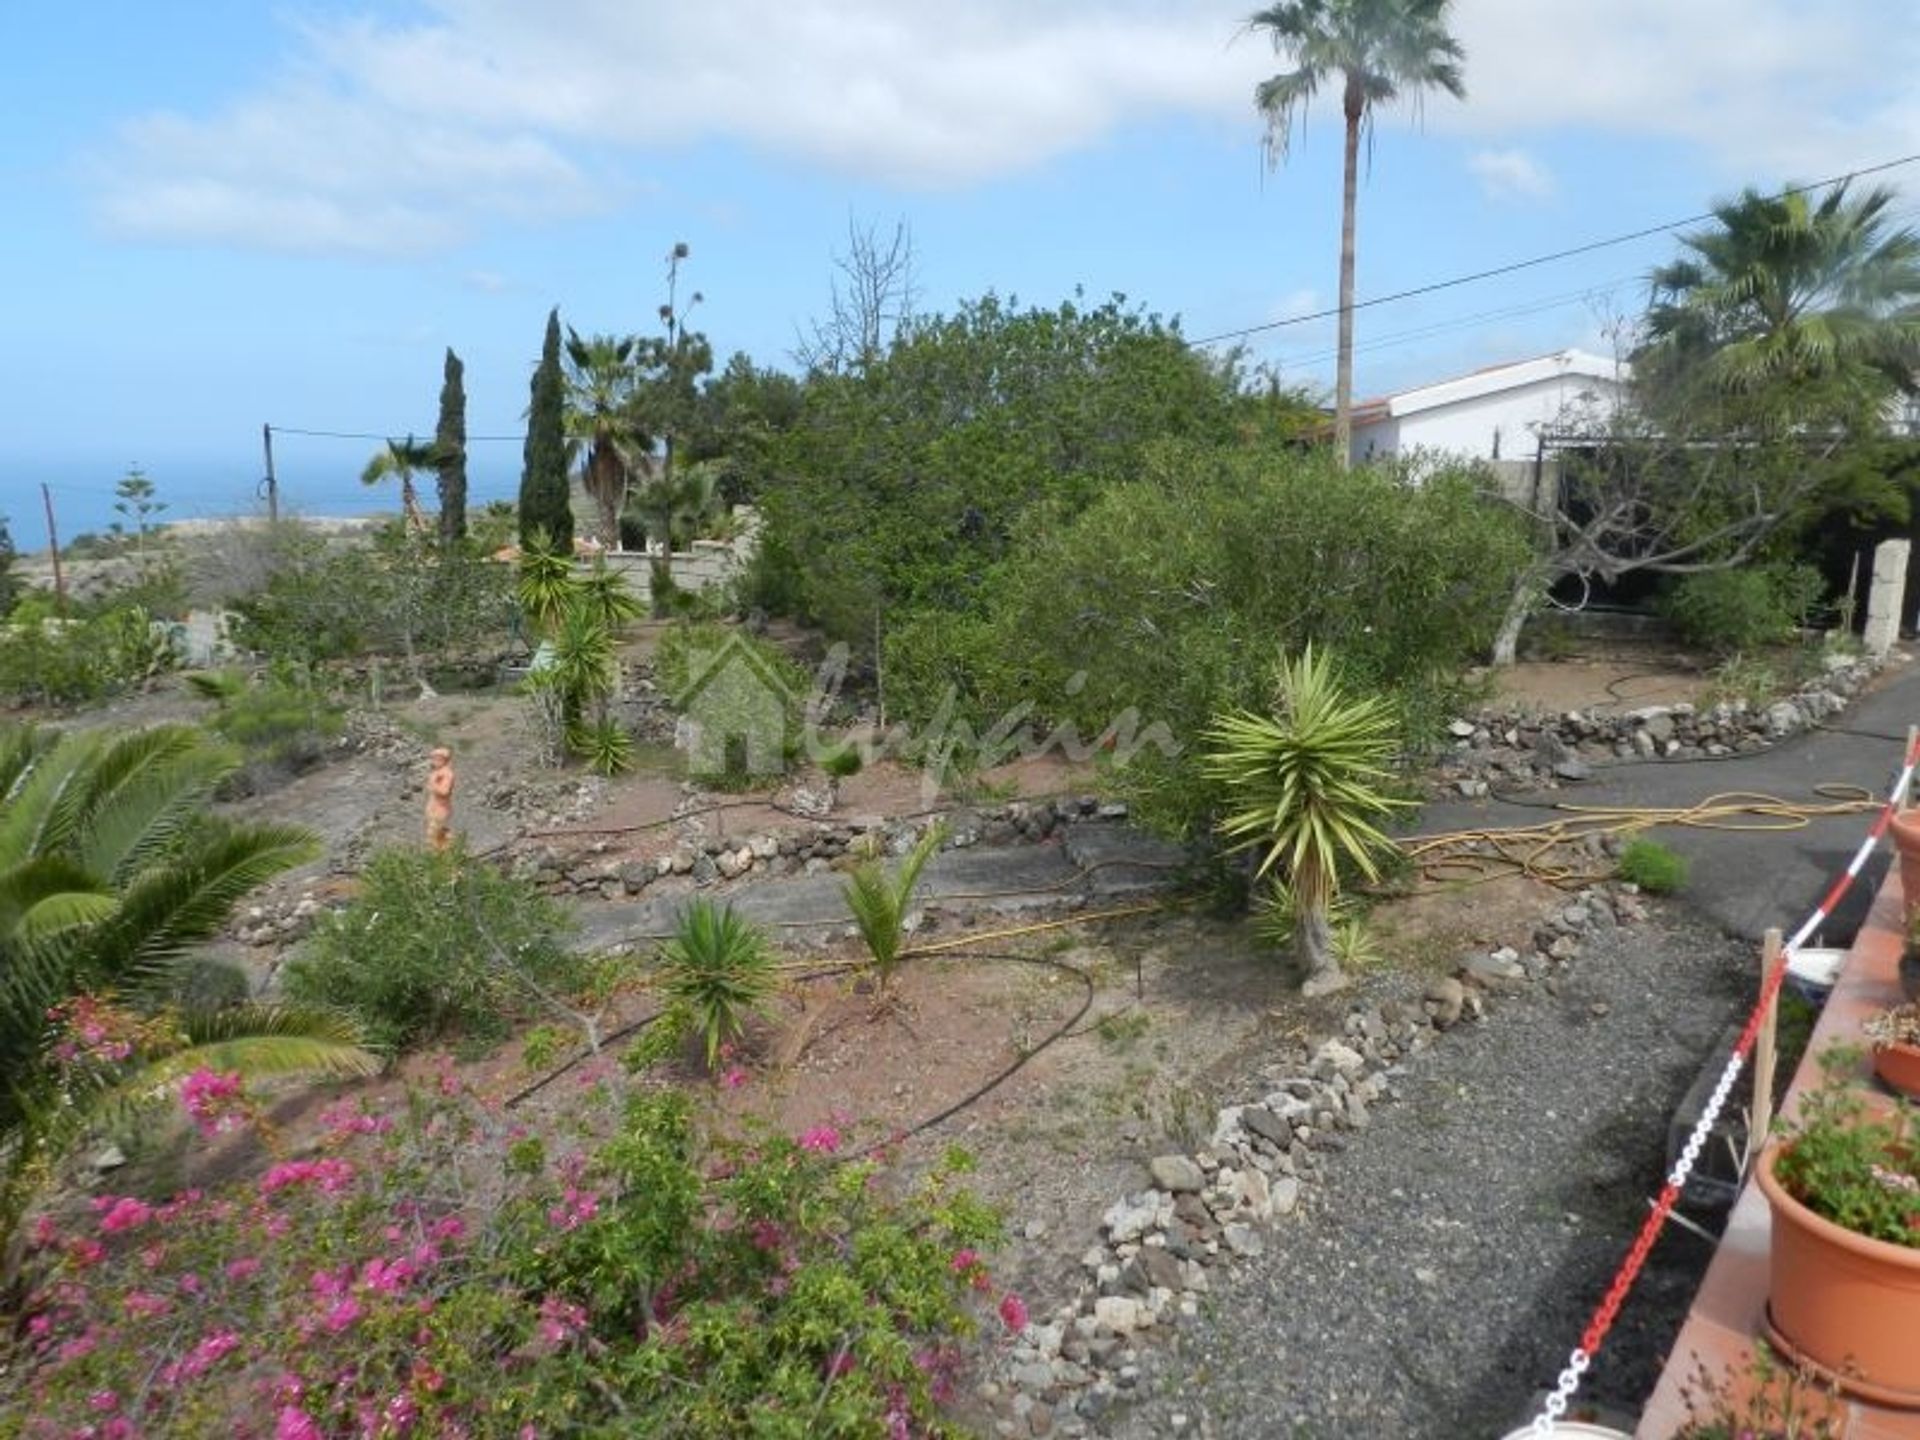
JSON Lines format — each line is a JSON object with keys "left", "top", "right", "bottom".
{"left": 1750, "top": 927, "right": 1783, "bottom": 1164}
{"left": 261, "top": 424, "right": 279, "bottom": 524}
{"left": 39, "top": 482, "right": 65, "bottom": 613}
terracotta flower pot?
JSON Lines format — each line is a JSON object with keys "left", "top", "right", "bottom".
{"left": 1891, "top": 807, "right": 1920, "bottom": 925}
{"left": 1757, "top": 1144, "right": 1920, "bottom": 1407}
{"left": 1876, "top": 1041, "right": 1920, "bottom": 1100}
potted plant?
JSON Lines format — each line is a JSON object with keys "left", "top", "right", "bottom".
{"left": 1866, "top": 1002, "right": 1920, "bottom": 1100}
{"left": 1754, "top": 1047, "right": 1920, "bottom": 1406}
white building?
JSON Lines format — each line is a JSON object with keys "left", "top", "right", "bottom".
{"left": 1347, "top": 348, "right": 1630, "bottom": 466}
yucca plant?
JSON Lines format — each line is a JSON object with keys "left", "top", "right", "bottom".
{"left": 1201, "top": 645, "right": 1411, "bottom": 995}
{"left": 658, "top": 899, "right": 779, "bottom": 1070}
{"left": 0, "top": 723, "right": 377, "bottom": 1267}
{"left": 515, "top": 529, "right": 576, "bottom": 633}
{"left": 842, "top": 824, "right": 945, "bottom": 998}
{"left": 569, "top": 717, "right": 634, "bottom": 777}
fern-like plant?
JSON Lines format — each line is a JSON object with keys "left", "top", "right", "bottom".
{"left": 842, "top": 824, "right": 945, "bottom": 996}
{"left": 658, "top": 900, "right": 779, "bottom": 1070}
{"left": 1202, "top": 644, "right": 1411, "bottom": 996}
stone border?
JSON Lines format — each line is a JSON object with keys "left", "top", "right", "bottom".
{"left": 1436, "top": 653, "right": 1880, "bottom": 797}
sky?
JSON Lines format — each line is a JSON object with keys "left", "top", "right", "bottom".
{"left": 4, "top": 0, "right": 1919, "bottom": 541}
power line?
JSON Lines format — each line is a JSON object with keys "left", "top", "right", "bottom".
{"left": 1188, "top": 150, "right": 1920, "bottom": 348}
{"left": 270, "top": 425, "right": 526, "bottom": 443}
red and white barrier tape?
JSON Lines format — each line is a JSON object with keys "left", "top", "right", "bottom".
{"left": 1531, "top": 737, "right": 1920, "bottom": 1435}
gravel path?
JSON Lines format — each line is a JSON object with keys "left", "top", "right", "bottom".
{"left": 1095, "top": 900, "right": 1754, "bottom": 1440}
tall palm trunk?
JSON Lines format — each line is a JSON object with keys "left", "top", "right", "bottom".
{"left": 1291, "top": 853, "right": 1346, "bottom": 994}
{"left": 1334, "top": 72, "right": 1363, "bottom": 470}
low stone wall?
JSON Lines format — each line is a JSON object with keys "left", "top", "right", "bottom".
{"left": 1435, "top": 652, "right": 1881, "bottom": 796}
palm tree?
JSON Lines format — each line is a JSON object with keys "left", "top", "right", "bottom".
{"left": 361, "top": 435, "right": 438, "bottom": 533}
{"left": 563, "top": 330, "right": 647, "bottom": 548}
{"left": 0, "top": 724, "right": 376, "bottom": 1264}
{"left": 1201, "top": 645, "right": 1411, "bottom": 995}
{"left": 1640, "top": 180, "right": 1920, "bottom": 424}
{"left": 1245, "top": 0, "right": 1466, "bottom": 466}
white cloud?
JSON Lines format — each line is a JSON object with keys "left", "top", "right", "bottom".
{"left": 1468, "top": 148, "right": 1553, "bottom": 201}
{"left": 1438, "top": 0, "right": 1919, "bottom": 182}
{"left": 84, "top": 0, "right": 1920, "bottom": 257}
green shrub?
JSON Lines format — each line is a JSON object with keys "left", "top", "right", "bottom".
{"left": 903, "top": 443, "right": 1525, "bottom": 838}
{"left": 0, "top": 597, "right": 177, "bottom": 705}
{"left": 820, "top": 740, "right": 864, "bottom": 778}
{"left": 283, "top": 845, "right": 580, "bottom": 1051}
{"left": 1617, "top": 837, "right": 1689, "bottom": 894}
{"left": 1659, "top": 563, "right": 1826, "bottom": 657}
{"left": 6, "top": 1081, "right": 1006, "bottom": 1438}
{"left": 199, "top": 670, "right": 344, "bottom": 772}
{"left": 658, "top": 900, "right": 781, "bottom": 1069}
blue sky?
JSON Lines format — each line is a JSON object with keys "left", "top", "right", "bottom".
{"left": 4, "top": 0, "right": 1918, "bottom": 541}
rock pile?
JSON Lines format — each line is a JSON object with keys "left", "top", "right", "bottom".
{"left": 512, "top": 797, "right": 1119, "bottom": 899}
{"left": 985, "top": 883, "right": 1650, "bottom": 1438}
{"left": 1437, "top": 652, "right": 1877, "bottom": 797}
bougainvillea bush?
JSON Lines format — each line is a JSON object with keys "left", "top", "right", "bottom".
{"left": 1, "top": 1069, "right": 1011, "bottom": 1438}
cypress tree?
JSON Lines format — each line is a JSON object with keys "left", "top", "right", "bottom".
{"left": 435, "top": 348, "right": 468, "bottom": 547}
{"left": 519, "top": 308, "right": 573, "bottom": 551}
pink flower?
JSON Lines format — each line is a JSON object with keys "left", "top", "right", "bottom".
{"left": 93, "top": 1195, "right": 154, "bottom": 1233}
{"left": 427, "top": 1215, "right": 466, "bottom": 1244}
{"left": 998, "top": 1293, "right": 1029, "bottom": 1334}
{"left": 949, "top": 1248, "right": 979, "bottom": 1274}
{"left": 225, "top": 1256, "right": 262, "bottom": 1282}
{"left": 545, "top": 1187, "right": 599, "bottom": 1231}
{"left": 87, "top": 1390, "right": 119, "bottom": 1413}
{"left": 123, "top": 1289, "right": 171, "bottom": 1319}
{"left": 359, "top": 1256, "right": 414, "bottom": 1295}
{"left": 276, "top": 1407, "right": 322, "bottom": 1440}
{"left": 177, "top": 1329, "right": 242, "bottom": 1380}
{"left": 720, "top": 1065, "right": 748, "bottom": 1090}
{"left": 179, "top": 1068, "right": 248, "bottom": 1137}
{"left": 260, "top": 1158, "right": 356, "bottom": 1196}
{"left": 798, "top": 1124, "right": 842, "bottom": 1154}
{"left": 536, "top": 1294, "right": 588, "bottom": 1347}
{"left": 321, "top": 1297, "right": 362, "bottom": 1333}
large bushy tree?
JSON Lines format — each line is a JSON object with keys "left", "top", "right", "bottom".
{"left": 755, "top": 293, "right": 1253, "bottom": 647}
{"left": 894, "top": 441, "right": 1521, "bottom": 829}
{"left": 1246, "top": 0, "right": 1467, "bottom": 464}
{"left": 436, "top": 348, "right": 468, "bottom": 547}
{"left": 519, "top": 309, "right": 573, "bottom": 551}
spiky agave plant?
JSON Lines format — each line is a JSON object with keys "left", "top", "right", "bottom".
{"left": 1202, "top": 645, "right": 1411, "bottom": 996}
{"left": 842, "top": 823, "right": 946, "bottom": 997}
{"left": 658, "top": 899, "right": 779, "bottom": 1070}
{"left": 0, "top": 723, "right": 376, "bottom": 1266}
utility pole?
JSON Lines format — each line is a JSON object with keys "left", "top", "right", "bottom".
{"left": 261, "top": 423, "right": 279, "bottom": 523}
{"left": 40, "top": 482, "right": 65, "bottom": 613}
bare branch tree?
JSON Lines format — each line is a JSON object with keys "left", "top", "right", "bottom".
{"left": 794, "top": 217, "right": 919, "bottom": 375}
{"left": 1488, "top": 417, "right": 1844, "bottom": 665}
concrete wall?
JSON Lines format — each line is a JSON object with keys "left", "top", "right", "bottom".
{"left": 596, "top": 507, "right": 760, "bottom": 602}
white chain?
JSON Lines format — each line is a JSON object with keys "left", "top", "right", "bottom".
{"left": 1668, "top": 1052, "right": 1746, "bottom": 1190}
{"left": 1532, "top": 1350, "right": 1591, "bottom": 1434}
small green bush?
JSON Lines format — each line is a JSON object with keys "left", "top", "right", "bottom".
{"left": 1660, "top": 564, "right": 1825, "bottom": 658}
{"left": 283, "top": 845, "right": 580, "bottom": 1051}
{"left": 1617, "top": 838, "right": 1689, "bottom": 894}
{"left": 820, "top": 740, "right": 864, "bottom": 778}
{"left": 0, "top": 597, "right": 176, "bottom": 705}
{"left": 658, "top": 900, "right": 780, "bottom": 1069}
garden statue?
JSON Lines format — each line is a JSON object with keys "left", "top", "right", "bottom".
{"left": 424, "top": 747, "right": 456, "bottom": 851}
